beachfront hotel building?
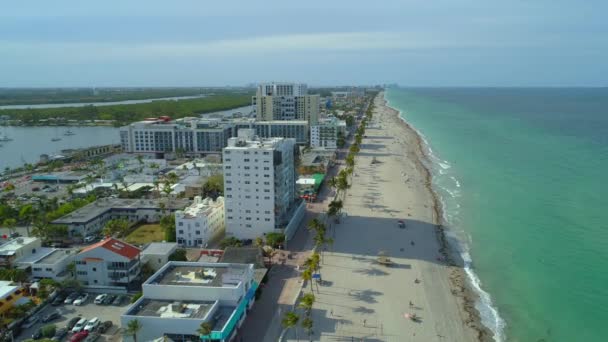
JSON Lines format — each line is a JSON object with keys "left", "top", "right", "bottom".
{"left": 119, "top": 117, "right": 309, "bottom": 157}
{"left": 121, "top": 261, "right": 257, "bottom": 342}
{"left": 174, "top": 196, "right": 225, "bottom": 247}
{"left": 252, "top": 82, "right": 320, "bottom": 125}
{"left": 310, "top": 117, "right": 347, "bottom": 149}
{"left": 222, "top": 130, "right": 305, "bottom": 240}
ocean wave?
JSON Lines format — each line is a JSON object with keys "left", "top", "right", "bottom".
{"left": 389, "top": 93, "right": 506, "bottom": 342}
{"left": 462, "top": 250, "right": 507, "bottom": 342}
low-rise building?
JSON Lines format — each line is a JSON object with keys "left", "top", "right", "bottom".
{"left": 0, "top": 237, "right": 41, "bottom": 268}
{"left": 51, "top": 198, "right": 189, "bottom": 238}
{"left": 121, "top": 261, "right": 257, "bottom": 342}
{"left": 14, "top": 248, "right": 77, "bottom": 281}
{"left": 175, "top": 197, "right": 225, "bottom": 247}
{"left": 75, "top": 238, "right": 142, "bottom": 290}
{"left": 141, "top": 242, "right": 178, "bottom": 271}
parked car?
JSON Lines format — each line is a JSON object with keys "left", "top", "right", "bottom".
{"left": 112, "top": 295, "right": 124, "bottom": 306}
{"left": 84, "top": 235, "right": 96, "bottom": 243}
{"left": 71, "top": 318, "right": 87, "bottom": 333}
{"left": 102, "top": 294, "right": 115, "bottom": 305}
{"left": 42, "top": 310, "right": 61, "bottom": 322}
{"left": 94, "top": 294, "right": 107, "bottom": 305}
{"left": 64, "top": 292, "right": 80, "bottom": 304}
{"left": 22, "top": 315, "right": 39, "bottom": 329}
{"left": 52, "top": 328, "right": 68, "bottom": 341}
{"left": 96, "top": 321, "right": 113, "bottom": 334}
{"left": 52, "top": 293, "right": 67, "bottom": 306}
{"left": 32, "top": 327, "right": 43, "bottom": 339}
{"left": 66, "top": 317, "right": 81, "bottom": 330}
{"left": 73, "top": 293, "right": 89, "bottom": 306}
{"left": 70, "top": 330, "right": 89, "bottom": 342}
{"left": 83, "top": 332, "right": 100, "bottom": 342}
{"left": 84, "top": 317, "right": 100, "bottom": 332}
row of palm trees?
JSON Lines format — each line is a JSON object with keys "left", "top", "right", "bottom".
{"left": 279, "top": 97, "right": 375, "bottom": 341}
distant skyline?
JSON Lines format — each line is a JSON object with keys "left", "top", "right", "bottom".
{"left": 2, "top": 0, "right": 607, "bottom": 87}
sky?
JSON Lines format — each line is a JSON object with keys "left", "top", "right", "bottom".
{"left": 1, "top": 0, "right": 607, "bottom": 87}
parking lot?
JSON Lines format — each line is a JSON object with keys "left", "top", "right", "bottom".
{"left": 15, "top": 293, "right": 130, "bottom": 342}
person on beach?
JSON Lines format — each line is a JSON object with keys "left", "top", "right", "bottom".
{"left": 411, "top": 240, "right": 415, "bottom": 246}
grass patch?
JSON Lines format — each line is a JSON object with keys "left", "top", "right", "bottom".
{"left": 124, "top": 224, "right": 164, "bottom": 244}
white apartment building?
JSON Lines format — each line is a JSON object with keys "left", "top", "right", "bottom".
{"left": 252, "top": 82, "right": 320, "bottom": 125}
{"left": 75, "top": 238, "right": 141, "bottom": 290}
{"left": 174, "top": 196, "right": 225, "bottom": 247}
{"left": 141, "top": 242, "right": 178, "bottom": 271}
{"left": 30, "top": 249, "right": 76, "bottom": 281}
{"left": 222, "top": 131, "right": 300, "bottom": 239}
{"left": 0, "top": 237, "right": 42, "bottom": 268}
{"left": 310, "top": 118, "right": 347, "bottom": 149}
{"left": 121, "top": 261, "right": 257, "bottom": 342}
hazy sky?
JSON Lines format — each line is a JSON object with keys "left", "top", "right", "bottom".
{"left": 2, "top": 0, "right": 607, "bottom": 87}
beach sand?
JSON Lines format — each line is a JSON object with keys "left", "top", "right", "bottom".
{"left": 285, "top": 93, "right": 492, "bottom": 341}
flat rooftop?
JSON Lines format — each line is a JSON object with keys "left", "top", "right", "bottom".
{"left": 0, "top": 237, "right": 39, "bottom": 256}
{"left": 142, "top": 242, "right": 177, "bottom": 256}
{"left": 148, "top": 263, "right": 249, "bottom": 288}
{"left": 35, "top": 249, "right": 73, "bottom": 264}
{"left": 52, "top": 198, "right": 189, "bottom": 224}
{"left": 129, "top": 298, "right": 214, "bottom": 319}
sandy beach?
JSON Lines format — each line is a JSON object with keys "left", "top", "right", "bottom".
{"left": 285, "top": 92, "right": 492, "bottom": 341}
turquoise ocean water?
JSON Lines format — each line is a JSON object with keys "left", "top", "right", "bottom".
{"left": 386, "top": 88, "right": 608, "bottom": 342}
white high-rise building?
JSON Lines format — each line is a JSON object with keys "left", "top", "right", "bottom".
{"left": 175, "top": 196, "right": 225, "bottom": 247}
{"left": 252, "top": 82, "right": 320, "bottom": 125}
{"left": 310, "top": 117, "right": 347, "bottom": 149}
{"left": 222, "top": 130, "right": 298, "bottom": 239}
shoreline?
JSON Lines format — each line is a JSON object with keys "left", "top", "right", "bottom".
{"left": 380, "top": 93, "right": 495, "bottom": 341}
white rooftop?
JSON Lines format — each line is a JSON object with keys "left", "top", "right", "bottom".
{"left": 0, "top": 237, "right": 39, "bottom": 256}
{"left": 142, "top": 242, "right": 178, "bottom": 256}
{"left": 0, "top": 280, "right": 19, "bottom": 299}
{"left": 178, "top": 196, "right": 224, "bottom": 219}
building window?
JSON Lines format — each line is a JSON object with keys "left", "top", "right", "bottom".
{"left": 196, "top": 230, "right": 201, "bottom": 235}
{"left": 92, "top": 268, "right": 97, "bottom": 272}
{"left": 178, "top": 230, "right": 184, "bottom": 234}
{"left": 179, "top": 222, "right": 184, "bottom": 226}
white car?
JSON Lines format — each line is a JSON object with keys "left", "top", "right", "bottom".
{"left": 71, "top": 318, "right": 87, "bottom": 333}
{"left": 94, "top": 294, "right": 107, "bottom": 304}
{"left": 84, "top": 317, "right": 100, "bottom": 332}
{"left": 73, "top": 293, "right": 89, "bottom": 306}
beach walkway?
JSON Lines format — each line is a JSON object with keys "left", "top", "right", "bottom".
{"left": 283, "top": 94, "right": 478, "bottom": 342}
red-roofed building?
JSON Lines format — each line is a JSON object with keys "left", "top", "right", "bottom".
{"left": 75, "top": 238, "right": 142, "bottom": 289}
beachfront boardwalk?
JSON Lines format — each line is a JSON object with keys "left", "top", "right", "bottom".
{"left": 284, "top": 95, "right": 478, "bottom": 342}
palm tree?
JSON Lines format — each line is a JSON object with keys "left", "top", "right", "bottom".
{"left": 282, "top": 311, "right": 300, "bottom": 342}
{"left": 301, "top": 317, "right": 314, "bottom": 341}
{"left": 327, "top": 199, "right": 343, "bottom": 223}
{"left": 307, "top": 218, "right": 325, "bottom": 234}
{"left": 197, "top": 321, "right": 213, "bottom": 341}
{"left": 301, "top": 267, "right": 313, "bottom": 292}
{"left": 254, "top": 237, "right": 264, "bottom": 248}
{"left": 3, "top": 218, "right": 17, "bottom": 236}
{"left": 299, "top": 293, "right": 315, "bottom": 312}
{"left": 19, "top": 204, "right": 36, "bottom": 236}
{"left": 125, "top": 319, "right": 142, "bottom": 342}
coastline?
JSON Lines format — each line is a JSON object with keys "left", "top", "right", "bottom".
{"left": 380, "top": 92, "right": 495, "bottom": 341}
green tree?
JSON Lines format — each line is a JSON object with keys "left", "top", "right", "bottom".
{"left": 299, "top": 293, "right": 315, "bottom": 312}
{"left": 202, "top": 174, "right": 224, "bottom": 198}
{"left": 160, "top": 215, "right": 176, "bottom": 242}
{"left": 219, "top": 237, "right": 242, "bottom": 249}
{"left": 102, "top": 219, "right": 130, "bottom": 237}
{"left": 2, "top": 218, "right": 17, "bottom": 235}
{"left": 282, "top": 311, "right": 300, "bottom": 342}
{"left": 168, "top": 249, "right": 188, "bottom": 261}
{"left": 301, "top": 317, "right": 314, "bottom": 341}
{"left": 125, "top": 319, "right": 142, "bottom": 342}
{"left": 265, "top": 232, "right": 285, "bottom": 248}
{"left": 300, "top": 268, "right": 313, "bottom": 293}
{"left": 197, "top": 322, "right": 213, "bottom": 341}
{"left": 19, "top": 204, "right": 36, "bottom": 236}
{"left": 254, "top": 237, "right": 264, "bottom": 248}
